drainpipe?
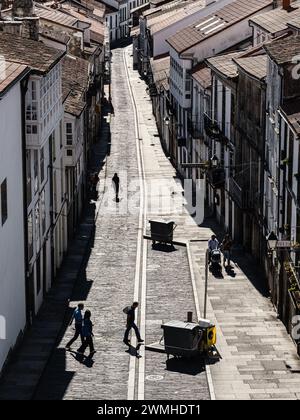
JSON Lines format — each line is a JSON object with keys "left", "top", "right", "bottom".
{"left": 20, "top": 75, "right": 30, "bottom": 325}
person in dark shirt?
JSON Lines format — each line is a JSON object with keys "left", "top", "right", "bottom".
{"left": 65, "top": 303, "right": 84, "bottom": 349}
{"left": 123, "top": 302, "right": 144, "bottom": 346}
{"left": 221, "top": 234, "right": 233, "bottom": 267}
{"left": 78, "top": 310, "right": 96, "bottom": 356}
{"left": 112, "top": 173, "right": 120, "bottom": 202}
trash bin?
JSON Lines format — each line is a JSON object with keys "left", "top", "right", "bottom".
{"left": 149, "top": 220, "right": 176, "bottom": 244}
{"left": 161, "top": 321, "right": 202, "bottom": 358}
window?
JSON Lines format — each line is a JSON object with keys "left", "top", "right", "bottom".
{"left": 53, "top": 171, "right": 57, "bottom": 214}
{"left": 60, "top": 158, "right": 64, "bottom": 203}
{"left": 66, "top": 123, "right": 73, "bottom": 145}
{"left": 49, "top": 132, "right": 56, "bottom": 163}
{"left": 52, "top": 131, "right": 56, "bottom": 162}
{"left": 34, "top": 149, "right": 38, "bottom": 193}
{"left": 40, "top": 147, "right": 45, "bottom": 184}
{"left": 28, "top": 212, "right": 33, "bottom": 261}
{"left": 36, "top": 254, "right": 41, "bottom": 295}
{"left": 41, "top": 189, "right": 46, "bottom": 235}
{"left": 1, "top": 178, "right": 7, "bottom": 226}
{"left": 26, "top": 150, "right": 32, "bottom": 206}
{"left": 60, "top": 120, "right": 63, "bottom": 149}
{"left": 35, "top": 200, "right": 40, "bottom": 251}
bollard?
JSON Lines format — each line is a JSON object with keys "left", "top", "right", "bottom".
{"left": 187, "top": 311, "right": 193, "bottom": 323}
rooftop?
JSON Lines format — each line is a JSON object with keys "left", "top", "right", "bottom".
{"left": 167, "top": 0, "right": 272, "bottom": 54}
{"left": 0, "top": 61, "right": 29, "bottom": 96}
{"left": 249, "top": 0, "right": 300, "bottom": 34}
{"left": 62, "top": 55, "right": 89, "bottom": 117}
{"left": 0, "top": 32, "right": 65, "bottom": 74}
{"left": 234, "top": 54, "right": 267, "bottom": 80}
{"left": 150, "top": 0, "right": 175, "bottom": 5}
{"left": 191, "top": 63, "right": 211, "bottom": 88}
{"left": 264, "top": 34, "right": 300, "bottom": 65}
{"left": 206, "top": 51, "right": 241, "bottom": 79}
{"left": 149, "top": 0, "right": 205, "bottom": 35}
{"left": 150, "top": 54, "right": 170, "bottom": 90}
{"left": 39, "top": 25, "right": 71, "bottom": 45}
{"left": 35, "top": 3, "right": 78, "bottom": 28}
{"left": 130, "top": 25, "right": 140, "bottom": 37}
{"left": 131, "top": 2, "right": 150, "bottom": 14}
{"left": 60, "top": 5, "right": 105, "bottom": 44}
{"left": 143, "top": 0, "right": 187, "bottom": 19}
{"left": 287, "top": 15, "right": 300, "bottom": 29}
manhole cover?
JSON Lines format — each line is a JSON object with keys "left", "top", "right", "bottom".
{"left": 146, "top": 375, "right": 164, "bottom": 381}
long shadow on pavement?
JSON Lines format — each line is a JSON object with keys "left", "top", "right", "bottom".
{"left": 32, "top": 89, "right": 113, "bottom": 400}
{"left": 166, "top": 356, "right": 206, "bottom": 376}
{"left": 200, "top": 215, "right": 269, "bottom": 297}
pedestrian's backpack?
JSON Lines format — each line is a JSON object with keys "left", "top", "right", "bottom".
{"left": 123, "top": 306, "right": 131, "bottom": 314}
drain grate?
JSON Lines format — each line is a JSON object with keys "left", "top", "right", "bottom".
{"left": 146, "top": 375, "right": 164, "bottom": 381}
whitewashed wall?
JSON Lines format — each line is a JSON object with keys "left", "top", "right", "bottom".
{"left": 0, "top": 82, "right": 26, "bottom": 371}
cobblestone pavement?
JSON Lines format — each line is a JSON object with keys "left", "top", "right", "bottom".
{"left": 124, "top": 47, "right": 210, "bottom": 400}
{"left": 189, "top": 223, "right": 300, "bottom": 400}
{"left": 34, "top": 48, "right": 141, "bottom": 400}
{"left": 33, "top": 46, "right": 210, "bottom": 400}
{"left": 3, "top": 43, "right": 297, "bottom": 401}
{"left": 124, "top": 45, "right": 300, "bottom": 400}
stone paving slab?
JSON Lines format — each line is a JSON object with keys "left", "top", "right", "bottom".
{"left": 144, "top": 243, "right": 209, "bottom": 400}
{"left": 190, "top": 236, "right": 300, "bottom": 400}
{"left": 0, "top": 224, "right": 94, "bottom": 400}
{"left": 125, "top": 47, "right": 210, "bottom": 400}
{"left": 34, "top": 48, "right": 141, "bottom": 400}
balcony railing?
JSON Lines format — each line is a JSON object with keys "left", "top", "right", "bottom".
{"left": 204, "top": 114, "right": 221, "bottom": 139}
{"left": 207, "top": 168, "right": 225, "bottom": 189}
{"left": 187, "top": 118, "right": 203, "bottom": 139}
{"left": 229, "top": 177, "right": 255, "bottom": 209}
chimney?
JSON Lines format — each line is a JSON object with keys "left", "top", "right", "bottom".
{"left": 12, "top": 0, "right": 34, "bottom": 18}
{"left": 282, "top": 0, "right": 291, "bottom": 10}
{"left": 11, "top": 0, "right": 39, "bottom": 41}
{"left": 273, "top": 0, "right": 293, "bottom": 9}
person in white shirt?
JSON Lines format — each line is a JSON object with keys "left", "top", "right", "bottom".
{"left": 208, "top": 235, "right": 219, "bottom": 263}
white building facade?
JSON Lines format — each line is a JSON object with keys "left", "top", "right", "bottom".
{"left": 0, "top": 63, "right": 29, "bottom": 371}
{"left": 25, "top": 61, "right": 67, "bottom": 315}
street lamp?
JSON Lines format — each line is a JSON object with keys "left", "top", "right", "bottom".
{"left": 164, "top": 116, "right": 170, "bottom": 126}
{"left": 210, "top": 154, "right": 219, "bottom": 168}
{"left": 267, "top": 231, "right": 278, "bottom": 250}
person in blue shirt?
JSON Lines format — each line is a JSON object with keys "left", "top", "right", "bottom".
{"left": 78, "top": 310, "right": 96, "bottom": 357}
{"left": 65, "top": 303, "right": 84, "bottom": 350}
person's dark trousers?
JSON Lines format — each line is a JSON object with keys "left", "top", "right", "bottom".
{"left": 115, "top": 185, "right": 119, "bottom": 200}
{"left": 66, "top": 323, "right": 83, "bottom": 347}
{"left": 79, "top": 336, "right": 94, "bottom": 354}
{"left": 124, "top": 322, "right": 141, "bottom": 342}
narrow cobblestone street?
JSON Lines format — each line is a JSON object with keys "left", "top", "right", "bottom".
{"left": 2, "top": 44, "right": 300, "bottom": 401}
{"left": 33, "top": 46, "right": 210, "bottom": 400}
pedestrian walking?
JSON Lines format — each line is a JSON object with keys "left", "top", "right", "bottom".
{"left": 78, "top": 310, "right": 96, "bottom": 357}
{"left": 112, "top": 173, "right": 120, "bottom": 202}
{"left": 123, "top": 302, "right": 144, "bottom": 346}
{"left": 221, "top": 234, "right": 233, "bottom": 267}
{"left": 65, "top": 303, "right": 84, "bottom": 350}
